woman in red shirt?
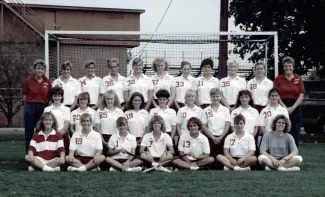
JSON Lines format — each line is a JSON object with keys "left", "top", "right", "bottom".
{"left": 274, "top": 56, "right": 305, "bottom": 146}
{"left": 23, "top": 59, "right": 52, "bottom": 152}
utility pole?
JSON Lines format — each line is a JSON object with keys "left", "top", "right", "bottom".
{"left": 218, "top": 0, "right": 229, "bottom": 78}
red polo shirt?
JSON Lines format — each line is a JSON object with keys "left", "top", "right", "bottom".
{"left": 274, "top": 74, "right": 305, "bottom": 99}
{"left": 22, "top": 75, "right": 52, "bottom": 104}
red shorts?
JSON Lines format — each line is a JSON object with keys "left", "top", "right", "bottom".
{"left": 75, "top": 156, "right": 93, "bottom": 164}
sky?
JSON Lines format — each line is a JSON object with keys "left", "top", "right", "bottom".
{"left": 21, "top": 0, "right": 240, "bottom": 32}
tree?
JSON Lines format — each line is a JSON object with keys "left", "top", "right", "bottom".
{"left": 229, "top": 0, "right": 325, "bottom": 79}
{"left": 0, "top": 37, "right": 43, "bottom": 127}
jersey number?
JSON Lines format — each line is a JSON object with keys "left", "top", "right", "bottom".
{"left": 152, "top": 80, "right": 159, "bottom": 85}
{"left": 182, "top": 112, "right": 187, "bottom": 118}
{"left": 183, "top": 141, "right": 191, "bottom": 148}
{"left": 127, "top": 80, "right": 135, "bottom": 86}
{"left": 116, "top": 141, "right": 119, "bottom": 147}
{"left": 250, "top": 84, "right": 257, "bottom": 90}
{"left": 126, "top": 113, "right": 133, "bottom": 119}
{"left": 176, "top": 81, "right": 184, "bottom": 87}
{"left": 206, "top": 111, "right": 213, "bottom": 118}
{"left": 75, "top": 138, "right": 83, "bottom": 144}
{"left": 149, "top": 141, "right": 153, "bottom": 147}
{"left": 222, "top": 81, "right": 230, "bottom": 87}
{"left": 73, "top": 115, "right": 80, "bottom": 121}
{"left": 197, "top": 81, "right": 203, "bottom": 86}
{"left": 99, "top": 112, "right": 107, "bottom": 118}
{"left": 105, "top": 81, "right": 114, "bottom": 86}
{"left": 81, "top": 80, "right": 87, "bottom": 86}
{"left": 263, "top": 111, "right": 272, "bottom": 118}
{"left": 230, "top": 139, "right": 235, "bottom": 145}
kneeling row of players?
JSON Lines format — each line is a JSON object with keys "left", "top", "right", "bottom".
{"left": 25, "top": 112, "right": 302, "bottom": 172}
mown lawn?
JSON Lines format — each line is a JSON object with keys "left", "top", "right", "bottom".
{"left": 0, "top": 134, "right": 324, "bottom": 197}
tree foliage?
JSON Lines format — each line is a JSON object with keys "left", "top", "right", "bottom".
{"left": 0, "top": 36, "right": 42, "bottom": 127}
{"left": 229, "top": 0, "right": 325, "bottom": 78}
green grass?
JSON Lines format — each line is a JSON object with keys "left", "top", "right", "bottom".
{"left": 1, "top": 134, "right": 325, "bottom": 197}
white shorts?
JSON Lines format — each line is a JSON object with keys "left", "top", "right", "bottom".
{"left": 258, "top": 155, "right": 303, "bottom": 165}
{"left": 34, "top": 156, "right": 57, "bottom": 165}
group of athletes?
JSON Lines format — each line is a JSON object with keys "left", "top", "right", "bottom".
{"left": 22, "top": 56, "right": 304, "bottom": 172}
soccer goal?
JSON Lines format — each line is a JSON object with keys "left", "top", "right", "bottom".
{"left": 44, "top": 31, "right": 278, "bottom": 80}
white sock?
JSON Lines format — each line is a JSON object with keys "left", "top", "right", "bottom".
{"left": 42, "top": 165, "right": 53, "bottom": 172}
{"left": 77, "top": 165, "right": 87, "bottom": 172}
{"left": 52, "top": 166, "right": 61, "bottom": 171}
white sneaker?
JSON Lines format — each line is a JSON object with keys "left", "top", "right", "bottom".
{"left": 190, "top": 166, "right": 199, "bottom": 170}
{"left": 52, "top": 166, "right": 61, "bottom": 171}
{"left": 109, "top": 167, "right": 118, "bottom": 172}
{"left": 223, "top": 166, "right": 230, "bottom": 171}
{"left": 155, "top": 166, "right": 172, "bottom": 173}
{"left": 124, "top": 167, "right": 142, "bottom": 172}
{"left": 277, "top": 166, "right": 287, "bottom": 171}
{"left": 265, "top": 166, "right": 272, "bottom": 171}
{"left": 28, "top": 166, "right": 35, "bottom": 171}
{"left": 67, "top": 166, "right": 78, "bottom": 171}
{"left": 286, "top": 167, "right": 300, "bottom": 171}
{"left": 234, "top": 166, "right": 242, "bottom": 171}
{"left": 90, "top": 167, "right": 101, "bottom": 171}
{"left": 152, "top": 162, "right": 159, "bottom": 167}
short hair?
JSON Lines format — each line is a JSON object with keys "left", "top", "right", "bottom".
{"left": 152, "top": 58, "right": 169, "bottom": 72}
{"left": 126, "top": 92, "right": 145, "bottom": 110}
{"left": 84, "top": 60, "right": 96, "bottom": 69}
{"left": 282, "top": 56, "right": 295, "bottom": 67}
{"left": 80, "top": 113, "right": 92, "bottom": 123}
{"left": 108, "top": 58, "right": 120, "bottom": 67}
{"left": 187, "top": 117, "right": 202, "bottom": 131}
{"left": 234, "top": 114, "right": 245, "bottom": 124}
{"left": 102, "top": 90, "right": 121, "bottom": 108}
{"left": 116, "top": 117, "right": 128, "bottom": 128}
{"left": 210, "top": 88, "right": 222, "bottom": 97}
{"left": 200, "top": 58, "right": 213, "bottom": 69}
{"left": 37, "top": 112, "right": 58, "bottom": 131}
{"left": 148, "top": 115, "right": 166, "bottom": 133}
{"left": 235, "top": 90, "right": 254, "bottom": 108}
{"left": 132, "top": 58, "right": 143, "bottom": 67}
{"left": 268, "top": 88, "right": 281, "bottom": 98}
{"left": 180, "top": 61, "right": 191, "bottom": 69}
{"left": 33, "top": 59, "right": 46, "bottom": 70}
{"left": 61, "top": 61, "right": 72, "bottom": 71}
{"left": 77, "top": 92, "right": 90, "bottom": 105}
{"left": 156, "top": 89, "right": 170, "bottom": 99}
{"left": 184, "top": 89, "right": 196, "bottom": 104}
{"left": 271, "top": 115, "right": 291, "bottom": 133}
{"left": 227, "top": 60, "right": 238, "bottom": 68}
{"left": 254, "top": 61, "right": 266, "bottom": 69}
{"left": 50, "top": 86, "right": 64, "bottom": 103}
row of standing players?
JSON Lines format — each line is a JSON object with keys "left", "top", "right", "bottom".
{"left": 23, "top": 56, "right": 304, "bottom": 171}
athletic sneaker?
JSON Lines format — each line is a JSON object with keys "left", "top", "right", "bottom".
{"left": 223, "top": 166, "right": 230, "bottom": 171}
{"left": 190, "top": 166, "right": 199, "bottom": 170}
{"left": 286, "top": 167, "right": 300, "bottom": 171}
{"left": 277, "top": 166, "right": 287, "bottom": 171}
{"left": 90, "top": 167, "right": 101, "bottom": 171}
{"left": 109, "top": 167, "right": 118, "bottom": 172}
{"left": 265, "top": 166, "right": 272, "bottom": 171}
{"left": 28, "top": 166, "right": 35, "bottom": 172}
{"left": 155, "top": 166, "right": 172, "bottom": 173}
{"left": 67, "top": 166, "right": 78, "bottom": 172}
{"left": 52, "top": 166, "right": 61, "bottom": 172}
{"left": 152, "top": 162, "right": 159, "bottom": 167}
{"left": 124, "top": 167, "right": 143, "bottom": 172}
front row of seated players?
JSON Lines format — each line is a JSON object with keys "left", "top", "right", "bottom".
{"left": 25, "top": 112, "right": 302, "bottom": 172}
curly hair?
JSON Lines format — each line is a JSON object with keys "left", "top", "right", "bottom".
{"left": 126, "top": 92, "right": 145, "bottom": 110}
{"left": 271, "top": 115, "right": 291, "bottom": 133}
{"left": 152, "top": 58, "right": 169, "bottom": 72}
{"left": 148, "top": 115, "right": 166, "bottom": 133}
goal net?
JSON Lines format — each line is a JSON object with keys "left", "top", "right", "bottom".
{"left": 44, "top": 31, "right": 278, "bottom": 80}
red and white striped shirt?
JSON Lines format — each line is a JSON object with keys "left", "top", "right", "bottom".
{"left": 28, "top": 130, "right": 65, "bottom": 160}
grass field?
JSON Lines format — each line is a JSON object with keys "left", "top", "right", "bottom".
{"left": 1, "top": 134, "right": 325, "bottom": 197}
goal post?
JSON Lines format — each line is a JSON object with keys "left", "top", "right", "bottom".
{"left": 44, "top": 30, "right": 278, "bottom": 80}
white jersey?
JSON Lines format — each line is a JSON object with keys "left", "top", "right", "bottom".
{"left": 175, "top": 75, "right": 196, "bottom": 104}
{"left": 123, "top": 74, "right": 153, "bottom": 103}
{"left": 202, "top": 105, "right": 231, "bottom": 136}
{"left": 247, "top": 77, "right": 273, "bottom": 106}
{"left": 231, "top": 106, "right": 259, "bottom": 134}
{"left": 149, "top": 107, "right": 177, "bottom": 133}
{"left": 94, "top": 107, "right": 126, "bottom": 135}
{"left": 219, "top": 75, "right": 247, "bottom": 106}
{"left": 151, "top": 72, "right": 176, "bottom": 99}
{"left": 176, "top": 105, "right": 204, "bottom": 135}
{"left": 194, "top": 76, "right": 220, "bottom": 105}
{"left": 141, "top": 132, "right": 173, "bottom": 158}
{"left": 259, "top": 105, "right": 289, "bottom": 132}
{"left": 44, "top": 104, "right": 70, "bottom": 131}
{"left": 100, "top": 73, "right": 126, "bottom": 103}
{"left": 108, "top": 133, "right": 137, "bottom": 159}
{"left": 52, "top": 76, "right": 81, "bottom": 105}
{"left": 224, "top": 132, "right": 256, "bottom": 158}
{"left": 178, "top": 132, "right": 210, "bottom": 160}
{"left": 125, "top": 109, "right": 149, "bottom": 138}
{"left": 70, "top": 107, "right": 96, "bottom": 133}
{"left": 79, "top": 75, "right": 102, "bottom": 105}
{"left": 69, "top": 130, "right": 103, "bottom": 157}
